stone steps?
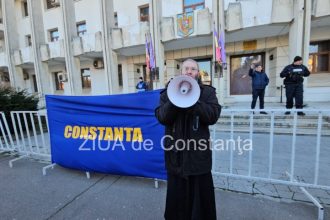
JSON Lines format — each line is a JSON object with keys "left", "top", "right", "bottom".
{"left": 215, "top": 115, "right": 330, "bottom": 135}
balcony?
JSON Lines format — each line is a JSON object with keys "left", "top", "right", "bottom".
{"left": 13, "top": 46, "right": 34, "bottom": 66}
{"left": 40, "top": 40, "right": 65, "bottom": 62}
{"left": 73, "top": 32, "right": 103, "bottom": 57}
{"left": 161, "top": 8, "right": 212, "bottom": 51}
{"left": 223, "top": 0, "right": 293, "bottom": 42}
{"left": 161, "top": 8, "right": 212, "bottom": 42}
{"left": 313, "top": 0, "right": 330, "bottom": 17}
{"left": 111, "top": 22, "right": 150, "bottom": 56}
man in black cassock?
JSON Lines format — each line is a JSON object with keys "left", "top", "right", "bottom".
{"left": 155, "top": 59, "right": 221, "bottom": 220}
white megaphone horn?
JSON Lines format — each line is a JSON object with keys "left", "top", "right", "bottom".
{"left": 167, "top": 75, "right": 201, "bottom": 108}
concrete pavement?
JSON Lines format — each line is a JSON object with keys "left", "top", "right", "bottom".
{"left": 0, "top": 153, "right": 329, "bottom": 220}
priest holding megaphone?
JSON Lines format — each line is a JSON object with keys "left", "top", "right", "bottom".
{"left": 155, "top": 59, "right": 221, "bottom": 220}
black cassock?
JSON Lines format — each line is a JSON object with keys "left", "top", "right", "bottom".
{"left": 164, "top": 172, "right": 217, "bottom": 220}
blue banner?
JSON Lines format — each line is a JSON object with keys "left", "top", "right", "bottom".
{"left": 46, "top": 90, "right": 166, "bottom": 180}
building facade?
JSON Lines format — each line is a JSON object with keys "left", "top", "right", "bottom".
{"left": 0, "top": 0, "right": 329, "bottom": 106}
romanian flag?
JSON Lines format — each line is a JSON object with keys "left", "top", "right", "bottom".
{"left": 148, "top": 33, "right": 156, "bottom": 70}
{"left": 213, "top": 27, "right": 221, "bottom": 65}
{"left": 220, "top": 31, "right": 227, "bottom": 65}
{"left": 145, "top": 33, "right": 156, "bottom": 71}
{"left": 145, "top": 34, "right": 150, "bottom": 70}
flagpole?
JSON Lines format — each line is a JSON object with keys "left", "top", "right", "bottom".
{"left": 212, "top": 21, "right": 216, "bottom": 86}
{"left": 218, "top": 0, "right": 226, "bottom": 105}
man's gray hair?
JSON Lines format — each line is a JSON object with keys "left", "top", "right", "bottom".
{"left": 182, "top": 58, "right": 200, "bottom": 71}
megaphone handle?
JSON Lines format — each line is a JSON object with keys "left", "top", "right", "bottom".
{"left": 192, "top": 116, "right": 199, "bottom": 131}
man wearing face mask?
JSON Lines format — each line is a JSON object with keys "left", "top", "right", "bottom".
{"left": 280, "top": 56, "right": 310, "bottom": 116}
{"left": 155, "top": 59, "right": 221, "bottom": 220}
{"left": 136, "top": 76, "right": 148, "bottom": 92}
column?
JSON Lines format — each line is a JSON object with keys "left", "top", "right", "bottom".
{"left": 1, "top": 0, "right": 24, "bottom": 90}
{"left": 289, "top": 0, "right": 305, "bottom": 61}
{"left": 212, "top": 0, "right": 225, "bottom": 105}
{"left": 28, "top": 0, "right": 52, "bottom": 106}
{"left": 150, "top": 0, "right": 165, "bottom": 89}
{"left": 59, "top": 0, "right": 82, "bottom": 95}
{"left": 100, "top": 0, "right": 119, "bottom": 94}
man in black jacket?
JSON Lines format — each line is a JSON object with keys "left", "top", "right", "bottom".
{"left": 155, "top": 59, "right": 221, "bottom": 220}
{"left": 280, "top": 56, "right": 310, "bottom": 116}
{"left": 249, "top": 64, "right": 269, "bottom": 114}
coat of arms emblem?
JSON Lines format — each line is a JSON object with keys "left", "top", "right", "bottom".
{"left": 177, "top": 12, "right": 194, "bottom": 37}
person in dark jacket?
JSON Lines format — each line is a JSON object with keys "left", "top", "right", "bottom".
{"left": 136, "top": 77, "right": 147, "bottom": 92}
{"left": 249, "top": 64, "right": 269, "bottom": 114}
{"left": 280, "top": 56, "right": 310, "bottom": 116}
{"left": 155, "top": 58, "right": 221, "bottom": 220}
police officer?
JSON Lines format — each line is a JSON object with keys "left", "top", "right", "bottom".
{"left": 280, "top": 56, "right": 310, "bottom": 116}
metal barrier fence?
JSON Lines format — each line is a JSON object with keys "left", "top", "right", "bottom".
{"left": 9, "top": 111, "right": 51, "bottom": 161}
{"left": 0, "top": 112, "right": 15, "bottom": 152}
{"left": 1, "top": 109, "right": 330, "bottom": 218}
{"left": 211, "top": 109, "right": 330, "bottom": 220}
{"left": 212, "top": 108, "right": 330, "bottom": 190}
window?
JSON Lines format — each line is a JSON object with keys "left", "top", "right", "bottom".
{"left": 139, "top": 5, "right": 149, "bottom": 22}
{"left": 32, "top": 75, "right": 38, "bottom": 93}
{"left": 77, "top": 22, "right": 87, "bottom": 36}
{"left": 0, "top": 72, "right": 10, "bottom": 82}
{"left": 46, "top": 0, "right": 60, "bottom": 10}
{"left": 309, "top": 40, "right": 330, "bottom": 73}
{"left": 230, "top": 53, "right": 265, "bottom": 95}
{"left": 22, "top": 0, "right": 29, "bottom": 17}
{"left": 81, "top": 68, "right": 91, "bottom": 89}
{"left": 114, "top": 12, "right": 118, "bottom": 27}
{"left": 196, "top": 59, "right": 212, "bottom": 85}
{"left": 54, "top": 72, "right": 64, "bottom": 91}
{"left": 26, "top": 35, "right": 32, "bottom": 46}
{"left": 152, "top": 67, "right": 159, "bottom": 81}
{"left": 49, "top": 29, "right": 59, "bottom": 42}
{"left": 118, "top": 64, "right": 123, "bottom": 86}
{"left": 183, "top": 0, "right": 204, "bottom": 13}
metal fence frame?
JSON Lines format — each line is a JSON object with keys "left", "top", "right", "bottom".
{"left": 211, "top": 109, "right": 330, "bottom": 220}
{"left": 1, "top": 109, "right": 329, "bottom": 219}
{"left": 9, "top": 111, "right": 51, "bottom": 161}
{"left": 0, "top": 112, "right": 15, "bottom": 152}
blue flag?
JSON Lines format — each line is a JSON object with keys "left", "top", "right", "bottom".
{"left": 46, "top": 90, "right": 166, "bottom": 180}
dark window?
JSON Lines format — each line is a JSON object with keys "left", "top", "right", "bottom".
{"left": 118, "top": 64, "right": 123, "bottom": 86}
{"left": 26, "top": 35, "right": 32, "bottom": 46}
{"left": 309, "top": 41, "right": 330, "bottom": 73}
{"left": 114, "top": 12, "right": 118, "bottom": 27}
{"left": 81, "top": 68, "right": 91, "bottom": 89}
{"left": 32, "top": 75, "right": 38, "bottom": 93}
{"left": 54, "top": 72, "right": 64, "bottom": 91}
{"left": 183, "top": 0, "right": 204, "bottom": 13}
{"left": 49, "top": 29, "right": 59, "bottom": 42}
{"left": 46, "top": 0, "right": 60, "bottom": 10}
{"left": 150, "top": 67, "right": 159, "bottom": 82}
{"left": 0, "top": 72, "right": 10, "bottom": 82}
{"left": 230, "top": 53, "right": 265, "bottom": 95}
{"left": 77, "top": 22, "right": 87, "bottom": 36}
{"left": 23, "top": 1, "right": 29, "bottom": 17}
{"left": 139, "top": 5, "right": 149, "bottom": 22}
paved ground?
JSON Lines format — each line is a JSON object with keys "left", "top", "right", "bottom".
{"left": 0, "top": 154, "right": 329, "bottom": 220}
{"left": 212, "top": 131, "right": 330, "bottom": 205}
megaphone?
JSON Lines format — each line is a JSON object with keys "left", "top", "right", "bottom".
{"left": 167, "top": 75, "right": 201, "bottom": 108}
